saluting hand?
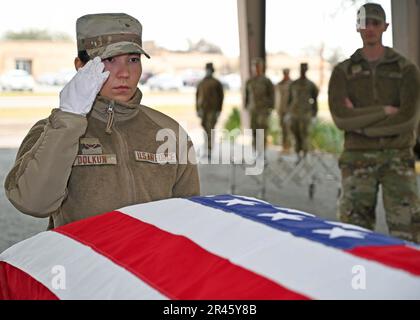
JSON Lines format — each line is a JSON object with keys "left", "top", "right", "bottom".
{"left": 344, "top": 97, "right": 354, "bottom": 109}
{"left": 59, "top": 57, "right": 110, "bottom": 116}
{"left": 384, "top": 105, "right": 399, "bottom": 115}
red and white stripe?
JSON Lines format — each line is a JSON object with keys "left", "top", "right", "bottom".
{"left": 0, "top": 231, "right": 166, "bottom": 300}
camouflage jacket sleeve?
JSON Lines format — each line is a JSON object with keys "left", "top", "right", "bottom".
{"left": 4, "top": 110, "right": 87, "bottom": 218}
{"left": 172, "top": 140, "right": 200, "bottom": 198}
{"left": 244, "top": 80, "right": 250, "bottom": 110}
{"left": 195, "top": 82, "right": 201, "bottom": 112}
{"left": 328, "top": 66, "right": 387, "bottom": 131}
{"left": 312, "top": 82, "right": 319, "bottom": 117}
{"left": 217, "top": 80, "right": 224, "bottom": 112}
{"left": 287, "top": 83, "right": 293, "bottom": 108}
{"left": 274, "top": 85, "right": 281, "bottom": 113}
{"left": 266, "top": 79, "right": 275, "bottom": 110}
{"left": 362, "top": 64, "right": 420, "bottom": 137}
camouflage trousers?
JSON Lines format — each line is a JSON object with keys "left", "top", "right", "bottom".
{"left": 291, "top": 116, "right": 311, "bottom": 155}
{"left": 338, "top": 149, "right": 420, "bottom": 242}
{"left": 201, "top": 111, "right": 219, "bottom": 152}
{"left": 250, "top": 110, "right": 270, "bottom": 150}
{"left": 279, "top": 112, "right": 291, "bottom": 151}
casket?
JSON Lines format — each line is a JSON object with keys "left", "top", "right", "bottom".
{"left": 1, "top": 195, "right": 419, "bottom": 300}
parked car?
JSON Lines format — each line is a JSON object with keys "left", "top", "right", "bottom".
{"left": 139, "top": 71, "right": 154, "bottom": 85}
{"left": 181, "top": 69, "right": 205, "bottom": 87}
{"left": 220, "top": 73, "right": 241, "bottom": 91}
{"left": 0, "top": 69, "right": 35, "bottom": 92}
{"left": 146, "top": 73, "right": 184, "bottom": 91}
{"left": 54, "top": 69, "right": 77, "bottom": 86}
{"left": 36, "top": 72, "right": 58, "bottom": 86}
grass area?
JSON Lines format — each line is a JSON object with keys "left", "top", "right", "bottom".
{"left": 318, "top": 100, "right": 329, "bottom": 112}
{"left": 0, "top": 107, "right": 53, "bottom": 119}
{"left": 0, "top": 92, "right": 58, "bottom": 97}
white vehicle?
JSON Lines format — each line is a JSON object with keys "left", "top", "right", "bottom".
{"left": 220, "top": 73, "right": 241, "bottom": 91}
{"left": 54, "top": 69, "right": 77, "bottom": 86}
{"left": 146, "top": 73, "right": 184, "bottom": 91}
{"left": 181, "top": 69, "right": 205, "bottom": 87}
{"left": 0, "top": 69, "right": 35, "bottom": 92}
{"left": 37, "top": 72, "right": 57, "bottom": 86}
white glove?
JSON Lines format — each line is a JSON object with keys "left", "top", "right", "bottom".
{"left": 59, "top": 57, "right": 110, "bottom": 116}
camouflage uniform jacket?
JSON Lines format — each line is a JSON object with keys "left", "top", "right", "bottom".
{"left": 289, "top": 78, "right": 319, "bottom": 118}
{"left": 196, "top": 76, "right": 224, "bottom": 113}
{"left": 328, "top": 47, "right": 420, "bottom": 151}
{"left": 275, "top": 79, "right": 292, "bottom": 115}
{"left": 4, "top": 89, "right": 200, "bottom": 228}
{"left": 245, "top": 75, "right": 274, "bottom": 113}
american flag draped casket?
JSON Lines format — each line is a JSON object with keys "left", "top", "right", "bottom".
{"left": 1, "top": 195, "right": 419, "bottom": 300}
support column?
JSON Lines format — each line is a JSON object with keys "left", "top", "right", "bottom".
{"left": 391, "top": 0, "right": 420, "bottom": 67}
{"left": 237, "top": 0, "right": 266, "bottom": 128}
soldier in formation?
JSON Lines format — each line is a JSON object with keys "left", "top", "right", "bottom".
{"left": 196, "top": 62, "right": 224, "bottom": 158}
{"left": 288, "top": 63, "right": 319, "bottom": 162}
{"left": 245, "top": 58, "right": 274, "bottom": 153}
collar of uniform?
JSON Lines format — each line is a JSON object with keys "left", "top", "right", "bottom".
{"left": 89, "top": 88, "right": 143, "bottom": 123}
{"left": 350, "top": 46, "right": 400, "bottom": 64}
{"left": 295, "top": 78, "right": 310, "bottom": 84}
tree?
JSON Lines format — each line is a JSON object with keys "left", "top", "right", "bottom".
{"left": 187, "top": 38, "right": 223, "bottom": 54}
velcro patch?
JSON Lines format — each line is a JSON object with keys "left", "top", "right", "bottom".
{"left": 351, "top": 64, "right": 363, "bottom": 74}
{"left": 80, "top": 138, "right": 103, "bottom": 155}
{"left": 73, "top": 154, "right": 117, "bottom": 166}
{"left": 134, "top": 151, "right": 177, "bottom": 164}
{"left": 386, "top": 72, "right": 403, "bottom": 79}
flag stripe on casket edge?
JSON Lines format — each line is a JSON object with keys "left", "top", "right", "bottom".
{"left": 0, "top": 262, "right": 58, "bottom": 300}
{"left": 0, "top": 230, "right": 167, "bottom": 300}
{"left": 54, "top": 211, "right": 308, "bottom": 300}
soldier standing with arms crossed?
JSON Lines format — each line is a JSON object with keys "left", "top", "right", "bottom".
{"left": 289, "top": 63, "right": 319, "bottom": 163}
{"left": 328, "top": 3, "right": 420, "bottom": 242}
{"left": 196, "top": 62, "right": 224, "bottom": 159}
{"left": 245, "top": 58, "right": 274, "bottom": 154}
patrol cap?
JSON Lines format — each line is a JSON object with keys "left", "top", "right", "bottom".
{"left": 76, "top": 13, "right": 150, "bottom": 60}
{"left": 205, "top": 62, "right": 215, "bottom": 72}
{"left": 357, "top": 3, "right": 386, "bottom": 24}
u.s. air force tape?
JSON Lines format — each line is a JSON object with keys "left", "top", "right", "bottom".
{"left": 134, "top": 151, "right": 177, "bottom": 164}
